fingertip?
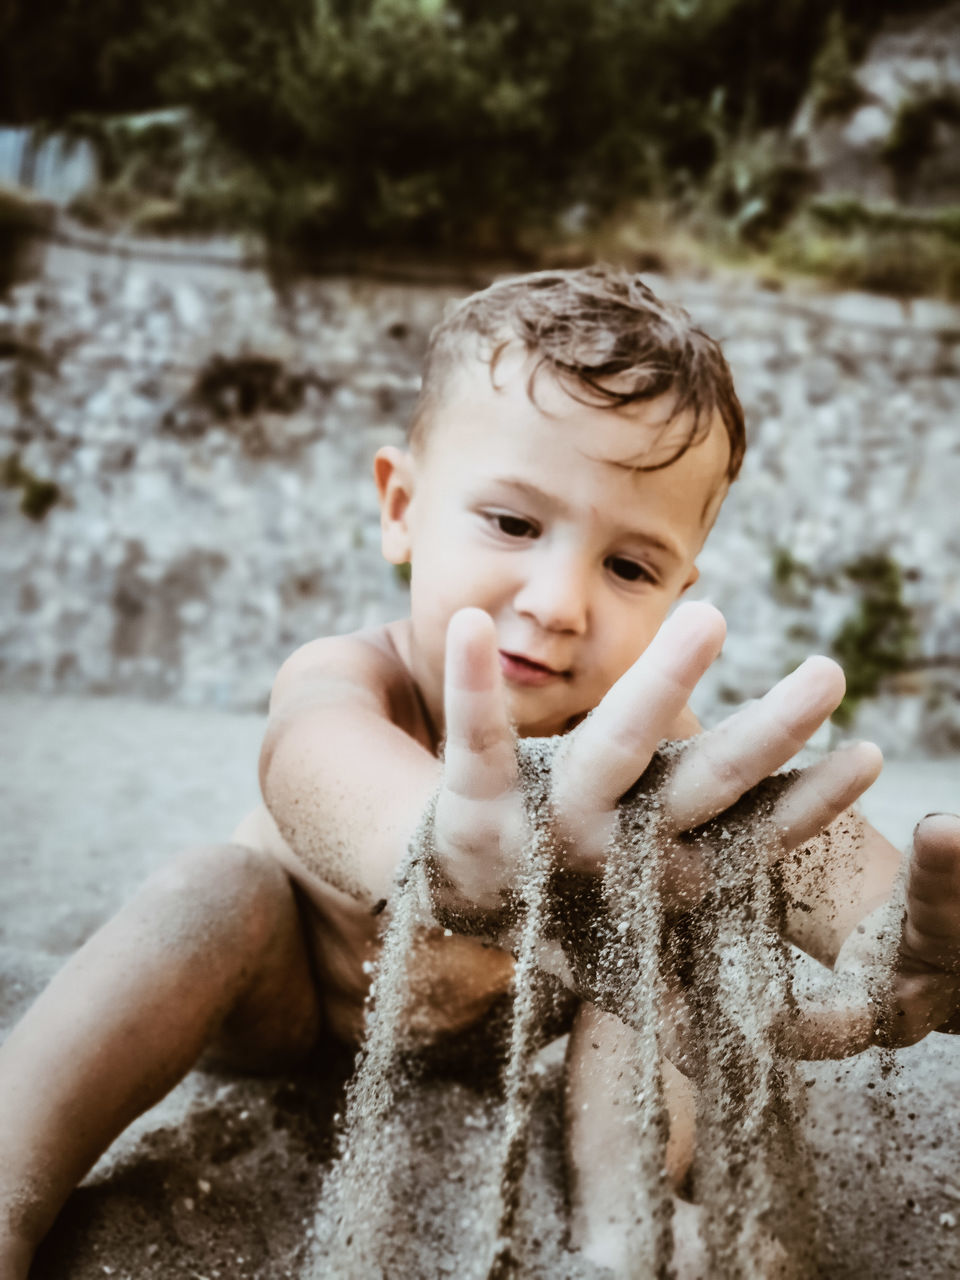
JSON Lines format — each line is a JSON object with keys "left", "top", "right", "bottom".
{"left": 447, "top": 605, "right": 493, "bottom": 635}
{"left": 798, "top": 653, "right": 845, "bottom": 684}
{"left": 446, "top": 607, "right": 495, "bottom": 652}
{"left": 913, "top": 812, "right": 960, "bottom": 853}
{"left": 667, "top": 600, "right": 727, "bottom": 660}
{"left": 844, "top": 739, "right": 884, "bottom": 783}
{"left": 673, "top": 599, "right": 726, "bottom": 635}
{"left": 791, "top": 654, "right": 847, "bottom": 709}
{"left": 445, "top": 608, "right": 499, "bottom": 692}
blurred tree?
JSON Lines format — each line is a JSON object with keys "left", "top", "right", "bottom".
{"left": 0, "top": 0, "right": 193, "bottom": 122}
{"left": 154, "top": 0, "right": 943, "bottom": 252}
{"left": 1, "top": 0, "right": 949, "bottom": 254}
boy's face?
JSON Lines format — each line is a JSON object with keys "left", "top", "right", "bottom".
{"left": 376, "top": 346, "right": 730, "bottom": 739}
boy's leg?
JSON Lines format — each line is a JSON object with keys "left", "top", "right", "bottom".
{"left": 0, "top": 843, "right": 321, "bottom": 1271}
{"left": 564, "top": 1002, "right": 700, "bottom": 1275}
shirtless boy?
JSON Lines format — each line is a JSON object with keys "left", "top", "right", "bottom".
{"left": 1, "top": 267, "right": 958, "bottom": 1278}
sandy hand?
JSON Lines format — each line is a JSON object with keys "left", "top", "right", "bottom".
{"left": 550, "top": 602, "right": 882, "bottom": 913}
{"left": 787, "top": 812, "right": 960, "bottom": 1058}
{"left": 427, "top": 601, "right": 727, "bottom": 922}
{"left": 426, "top": 601, "right": 879, "bottom": 934}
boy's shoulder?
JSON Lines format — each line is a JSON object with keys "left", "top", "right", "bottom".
{"left": 269, "top": 619, "right": 433, "bottom": 747}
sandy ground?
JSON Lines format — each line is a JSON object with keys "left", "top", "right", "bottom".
{"left": 1, "top": 693, "right": 959, "bottom": 1277}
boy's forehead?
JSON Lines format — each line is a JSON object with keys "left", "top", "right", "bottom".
{"left": 433, "top": 346, "right": 729, "bottom": 482}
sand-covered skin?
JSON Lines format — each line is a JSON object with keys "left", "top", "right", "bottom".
{"left": 3, "top": 695, "right": 960, "bottom": 1279}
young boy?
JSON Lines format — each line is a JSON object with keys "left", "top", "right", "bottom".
{"left": 1, "top": 267, "right": 958, "bottom": 1278}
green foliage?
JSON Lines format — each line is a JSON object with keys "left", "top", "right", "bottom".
{"left": 771, "top": 546, "right": 799, "bottom": 589}
{"left": 53, "top": 0, "right": 910, "bottom": 257}
{"left": 770, "top": 546, "right": 918, "bottom": 728}
{"left": 63, "top": 110, "right": 245, "bottom": 235}
{"left": 4, "top": 0, "right": 941, "bottom": 265}
{"left": 771, "top": 545, "right": 811, "bottom": 599}
{"left": 701, "top": 130, "right": 810, "bottom": 245}
{"left": 808, "top": 195, "right": 950, "bottom": 237}
{"left": 771, "top": 201, "right": 960, "bottom": 300}
{"left": 1, "top": 454, "right": 61, "bottom": 520}
{"left": 830, "top": 553, "right": 917, "bottom": 727}
{"left": 153, "top": 0, "right": 681, "bottom": 253}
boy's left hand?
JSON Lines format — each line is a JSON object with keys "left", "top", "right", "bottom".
{"left": 786, "top": 812, "right": 960, "bottom": 1058}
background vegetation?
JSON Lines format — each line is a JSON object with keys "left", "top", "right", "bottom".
{"left": 1, "top": 0, "right": 956, "bottom": 288}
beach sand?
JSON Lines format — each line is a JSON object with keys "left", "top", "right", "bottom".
{"left": 2, "top": 693, "right": 958, "bottom": 1277}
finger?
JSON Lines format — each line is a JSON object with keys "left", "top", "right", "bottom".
{"left": 887, "top": 819, "right": 960, "bottom": 1038}
{"left": 763, "top": 742, "right": 883, "bottom": 855}
{"left": 664, "top": 654, "right": 846, "bottom": 832}
{"left": 782, "top": 972, "right": 960, "bottom": 1057}
{"left": 777, "top": 934, "right": 879, "bottom": 1059}
{"left": 777, "top": 993, "right": 876, "bottom": 1060}
{"left": 442, "top": 608, "right": 517, "bottom": 802}
{"left": 435, "top": 610, "right": 525, "bottom": 906}
{"left": 902, "top": 813, "right": 960, "bottom": 975}
{"left": 655, "top": 744, "right": 882, "bottom": 917}
{"left": 555, "top": 601, "right": 726, "bottom": 817}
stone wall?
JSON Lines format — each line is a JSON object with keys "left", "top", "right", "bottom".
{"left": 2, "top": 245, "right": 959, "bottom": 753}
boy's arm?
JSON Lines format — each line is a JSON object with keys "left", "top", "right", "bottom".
{"left": 259, "top": 622, "right": 528, "bottom": 913}
{"left": 259, "top": 636, "right": 441, "bottom": 905}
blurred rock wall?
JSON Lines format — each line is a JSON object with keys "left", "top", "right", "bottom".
{"left": 2, "top": 250, "right": 959, "bottom": 753}
{"left": 677, "top": 280, "right": 960, "bottom": 755}
{"left": 794, "top": 2, "right": 960, "bottom": 208}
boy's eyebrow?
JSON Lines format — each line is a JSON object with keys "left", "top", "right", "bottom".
{"left": 487, "top": 477, "right": 684, "bottom": 562}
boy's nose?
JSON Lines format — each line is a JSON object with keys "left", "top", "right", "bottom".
{"left": 514, "top": 553, "right": 589, "bottom": 635}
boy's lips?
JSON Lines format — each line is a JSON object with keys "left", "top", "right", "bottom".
{"left": 498, "top": 650, "right": 571, "bottom": 687}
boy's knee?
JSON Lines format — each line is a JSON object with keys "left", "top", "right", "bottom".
{"left": 146, "top": 843, "right": 295, "bottom": 948}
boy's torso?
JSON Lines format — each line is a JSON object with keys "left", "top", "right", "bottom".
{"left": 231, "top": 620, "right": 516, "bottom": 1047}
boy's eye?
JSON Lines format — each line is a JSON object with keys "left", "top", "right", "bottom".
{"left": 607, "top": 556, "right": 653, "bottom": 583}
{"left": 491, "top": 513, "right": 537, "bottom": 538}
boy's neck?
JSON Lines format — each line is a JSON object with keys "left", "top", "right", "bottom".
{"left": 383, "top": 619, "right": 442, "bottom": 754}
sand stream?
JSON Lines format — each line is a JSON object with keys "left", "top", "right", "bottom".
{"left": 309, "top": 739, "right": 905, "bottom": 1278}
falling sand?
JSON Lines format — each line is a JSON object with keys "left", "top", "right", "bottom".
{"left": 308, "top": 739, "right": 907, "bottom": 1278}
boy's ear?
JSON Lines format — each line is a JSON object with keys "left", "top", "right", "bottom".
{"left": 374, "top": 445, "right": 416, "bottom": 565}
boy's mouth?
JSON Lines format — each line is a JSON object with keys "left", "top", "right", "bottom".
{"left": 498, "top": 650, "right": 571, "bottom": 687}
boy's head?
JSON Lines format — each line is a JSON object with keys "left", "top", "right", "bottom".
{"left": 376, "top": 265, "right": 745, "bottom": 738}
{"left": 409, "top": 265, "right": 744, "bottom": 481}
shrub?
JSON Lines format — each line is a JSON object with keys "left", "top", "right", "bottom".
{"left": 831, "top": 553, "right": 917, "bottom": 727}
{"left": 1, "top": 454, "right": 61, "bottom": 521}
{"left": 771, "top": 202, "right": 960, "bottom": 300}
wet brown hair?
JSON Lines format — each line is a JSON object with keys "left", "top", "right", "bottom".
{"left": 409, "top": 264, "right": 745, "bottom": 483}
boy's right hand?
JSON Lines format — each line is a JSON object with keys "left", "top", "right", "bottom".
{"left": 431, "top": 602, "right": 882, "bottom": 925}
{"left": 430, "top": 608, "right": 530, "bottom": 911}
